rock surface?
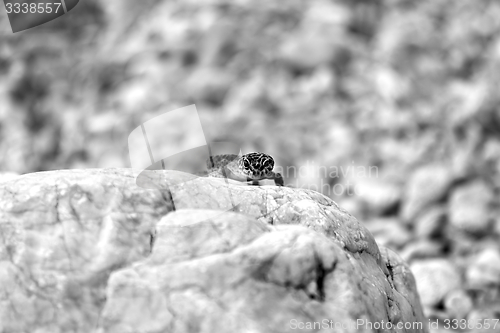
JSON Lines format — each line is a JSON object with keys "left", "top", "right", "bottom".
{"left": 0, "top": 168, "right": 426, "bottom": 333}
{"left": 0, "top": 172, "right": 19, "bottom": 183}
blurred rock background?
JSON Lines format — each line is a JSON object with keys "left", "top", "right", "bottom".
{"left": 0, "top": 0, "right": 499, "bottom": 331}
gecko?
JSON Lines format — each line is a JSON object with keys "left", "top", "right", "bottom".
{"left": 205, "top": 152, "right": 284, "bottom": 186}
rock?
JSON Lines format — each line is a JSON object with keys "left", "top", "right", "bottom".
{"left": 160, "top": 170, "right": 383, "bottom": 263}
{"left": 0, "top": 169, "right": 173, "bottom": 333}
{"left": 103, "top": 210, "right": 426, "bottom": 333}
{"left": 444, "top": 227, "right": 482, "bottom": 257}
{"left": 0, "top": 172, "right": 19, "bottom": 183}
{"left": 379, "top": 246, "right": 427, "bottom": 325}
{"left": 443, "top": 289, "right": 473, "bottom": 320}
{"left": 0, "top": 168, "right": 427, "bottom": 333}
{"left": 354, "top": 178, "right": 402, "bottom": 216}
{"left": 414, "top": 205, "right": 446, "bottom": 239}
{"left": 184, "top": 66, "right": 234, "bottom": 105}
{"left": 495, "top": 215, "right": 500, "bottom": 236}
{"left": 336, "top": 197, "right": 363, "bottom": 220}
{"left": 411, "top": 259, "right": 462, "bottom": 314}
{"left": 365, "top": 218, "right": 412, "bottom": 250}
{"left": 466, "top": 247, "right": 500, "bottom": 288}
{"left": 400, "top": 240, "right": 444, "bottom": 263}
{"left": 467, "top": 308, "right": 500, "bottom": 333}
{"left": 279, "top": 32, "right": 337, "bottom": 71}
{"left": 448, "top": 181, "right": 494, "bottom": 235}
{"left": 401, "top": 164, "right": 454, "bottom": 223}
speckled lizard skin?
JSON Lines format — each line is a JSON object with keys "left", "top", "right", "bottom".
{"left": 206, "top": 152, "right": 284, "bottom": 186}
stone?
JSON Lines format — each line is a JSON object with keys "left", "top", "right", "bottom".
{"left": 400, "top": 240, "right": 444, "bottom": 263}
{"left": 443, "top": 289, "right": 473, "bottom": 320}
{"left": 467, "top": 309, "right": 500, "bottom": 333}
{"left": 411, "top": 259, "right": 462, "bottom": 313}
{"left": 495, "top": 215, "right": 500, "bottom": 236}
{"left": 466, "top": 247, "right": 500, "bottom": 288}
{"left": 365, "top": 218, "right": 412, "bottom": 250}
{"left": 401, "top": 164, "right": 454, "bottom": 223}
{"left": 354, "top": 178, "right": 402, "bottom": 216}
{"left": 184, "top": 66, "right": 234, "bottom": 105}
{"left": 279, "top": 32, "right": 337, "bottom": 71}
{"left": 0, "top": 168, "right": 427, "bottom": 333}
{"left": 448, "top": 181, "right": 494, "bottom": 235}
{"left": 414, "top": 205, "right": 446, "bottom": 240}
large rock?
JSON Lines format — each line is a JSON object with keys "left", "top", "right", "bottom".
{"left": 0, "top": 172, "right": 19, "bottom": 183}
{"left": 0, "top": 168, "right": 426, "bottom": 333}
{"left": 0, "top": 169, "right": 173, "bottom": 333}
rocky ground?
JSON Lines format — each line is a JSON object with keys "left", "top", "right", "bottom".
{"left": 1, "top": 0, "right": 500, "bottom": 332}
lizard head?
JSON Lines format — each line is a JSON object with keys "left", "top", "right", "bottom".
{"left": 238, "top": 152, "right": 275, "bottom": 179}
